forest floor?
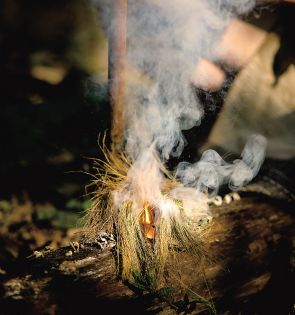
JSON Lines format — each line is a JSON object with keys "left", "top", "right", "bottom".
{"left": 0, "top": 191, "right": 294, "bottom": 315}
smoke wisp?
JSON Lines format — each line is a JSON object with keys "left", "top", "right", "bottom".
{"left": 96, "top": 0, "right": 266, "bottom": 217}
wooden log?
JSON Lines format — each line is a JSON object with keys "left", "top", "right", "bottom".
{"left": 108, "top": 0, "right": 128, "bottom": 149}
{"left": 0, "top": 194, "right": 294, "bottom": 314}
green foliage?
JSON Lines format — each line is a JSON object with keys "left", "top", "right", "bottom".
{"left": 0, "top": 200, "right": 12, "bottom": 213}
{"left": 37, "top": 204, "right": 57, "bottom": 220}
{"left": 52, "top": 211, "right": 81, "bottom": 229}
{"left": 37, "top": 198, "right": 91, "bottom": 229}
{"left": 81, "top": 199, "right": 93, "bottom": 211}
{"left": 173, "top": 293, "right": 216, "bottom": 315}
{"left": 131, "top": 269, "right": 157, "bottom": 292}
{"left": 66, "top": 198, "right": 92, "bottom": 212}
{"left": 129, "top": 268, "right": 216, "bottom": 314}
{"left": 156, "top": 287, "right": 176, "bottom": 300}
{"left": 131, "top": 269, "right": 175, "bottom": 299}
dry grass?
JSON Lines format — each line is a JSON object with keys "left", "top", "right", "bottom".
{"left": 83, "top": 136, "right": 209, "bottom": 282}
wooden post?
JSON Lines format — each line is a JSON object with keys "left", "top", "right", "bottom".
{"left": 108, "top": 0, "right": 127, "bottom": 150}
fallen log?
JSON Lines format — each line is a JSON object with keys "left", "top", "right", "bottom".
{"left": 0, "top": 193, "right": 294, "bottom": 315}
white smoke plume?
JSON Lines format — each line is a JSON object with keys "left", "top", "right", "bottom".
{"left": 175, "top": 134, "right": 267, "bottom": 195}
{"left": 94, "top": 0, "right": 267, "bottom": 218}
{"left": 124, "top": 0, "right": 253, "bottom": 159}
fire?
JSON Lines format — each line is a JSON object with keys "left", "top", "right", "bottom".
{"left": 140, "top": 203, "right": 156, "bottom": 239}
{"left": 144, "top": 205, "right": 152, "bottom": 224}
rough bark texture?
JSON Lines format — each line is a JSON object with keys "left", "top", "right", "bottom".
{"left": 0, "top": 193, "right": 294, "bottom": 315}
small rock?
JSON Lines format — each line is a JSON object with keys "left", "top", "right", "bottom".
{"left": 209, "top": 196, "right": 223, "bottom": 207}
{"left": 108, "top": 242, "right": 116, "bottom": 248}
{"left": 59, "top": 261, "right": 76, "bottom": 273}
{"left": 32, "top": 251, "right": 43, "bottom": 258}
{"left": 0, "top": 267, "right": 6, "bottom": 275}
{"left": 65, "top": 250, "right": 73, "bottom": 257}
{"left": 4, "top": 279, "right": 24, "bottom": 300}
{"left": 224, "top": 194, "right": 232, "bottom": 204}
{"left": 70, "top": 241, "right": 80, "bottom": 252}
{"left": 231, "top": 192, "right": 241, "bottom": 201}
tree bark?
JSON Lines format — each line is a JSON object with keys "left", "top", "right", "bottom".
{"left": 1, "top": 194, "right": 294, "bottom": 315}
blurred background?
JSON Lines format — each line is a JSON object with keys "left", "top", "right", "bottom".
{"left": 0, "top": 0, "right": 294, "bottom": 265}
{"left": 0, "top": 0, "right": 111, "bottom": 262}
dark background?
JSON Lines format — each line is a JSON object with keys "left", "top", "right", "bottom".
{"left": 0, "top": 0, "right": 294, "bottom": 257}
{"left": 0, "top": 0, "right": 111, "bottom": 204}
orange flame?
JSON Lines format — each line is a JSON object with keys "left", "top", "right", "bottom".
{"left": 144, "top": 204, "right": 152, "bottom": 224}
{"left": 141, "top": 203, "right": 156, "bottom": 239}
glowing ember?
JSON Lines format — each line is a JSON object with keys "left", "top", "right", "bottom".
{"left": 140, "top": 203, "right": 156, "bottom": 239}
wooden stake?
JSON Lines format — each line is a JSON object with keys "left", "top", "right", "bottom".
{"left": 108, "top": 0, "right": 127, "bottom": 150}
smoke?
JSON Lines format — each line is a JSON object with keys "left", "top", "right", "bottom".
{"left": 124, "top": 0, "right": 258, "bottom": 161}
{"left": 94, "top": 0, "right": 266, "bottom": 217}
{"left": 175, "top": 134, "right": 267, "bottom": 195}
{"left": 95, "top": 0, "right": 259, "bottom": 160}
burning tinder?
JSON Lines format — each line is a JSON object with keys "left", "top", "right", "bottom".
{"left": 85, "top": 0, "right": 267, "bottom": 282}
{"left": 141, "top": 203, "right": 156, "bottom": 239}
